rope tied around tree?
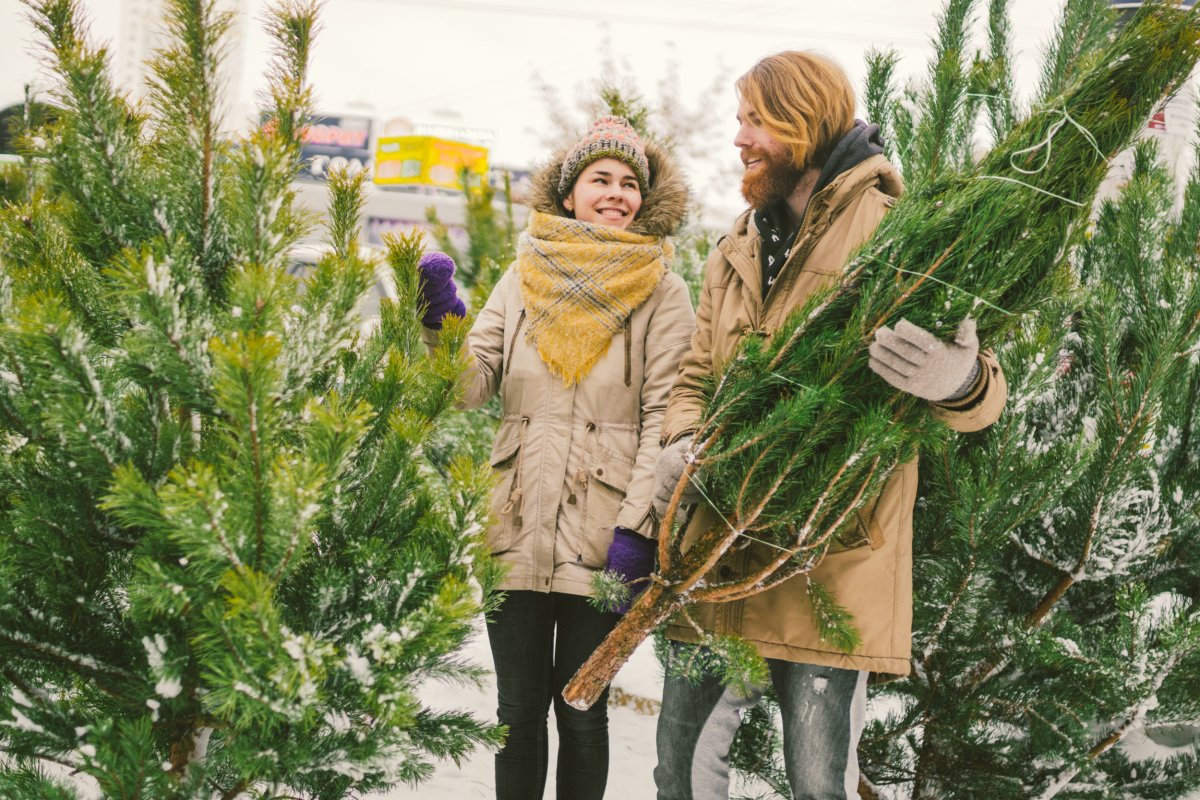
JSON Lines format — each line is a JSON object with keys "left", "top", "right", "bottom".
{"left": 977, "top": 105, "right": 1108, "bottom": 207}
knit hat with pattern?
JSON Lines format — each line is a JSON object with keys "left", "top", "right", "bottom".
{"left": 557, "top": 115, "right": 651, "bottom": 195}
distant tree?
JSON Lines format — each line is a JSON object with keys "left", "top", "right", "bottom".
{"left": 0, "top": 96, "right": 60, "bottom": 156}
{"left": 0, "top": 91, "right": 59, "bottom": 204}
{"left": 531, "top": 37, "right": 735, "bottom": 220}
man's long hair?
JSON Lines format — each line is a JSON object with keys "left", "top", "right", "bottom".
{"left": 736, "top": 51, "right": 855, "bottom": 170}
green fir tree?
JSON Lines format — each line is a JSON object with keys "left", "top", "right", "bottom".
{"left": 424, "top": 167, "right": 517, "bottom": 293}
{"left": 0, "top": 1, "right": 501, "bottom": 798}
{"left": 856, "top": 137, "right": 1200, "bottom": 800}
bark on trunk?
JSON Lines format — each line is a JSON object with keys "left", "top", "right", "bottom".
{"left": 168, "top": 723, "right": 211, "bottom": 778}
{"left": 561, "top": 582, "right": 683, "bottom": 710}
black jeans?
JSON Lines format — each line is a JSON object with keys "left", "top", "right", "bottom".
{"left": 486, "top": 590, "right": 619, "bottom": 800}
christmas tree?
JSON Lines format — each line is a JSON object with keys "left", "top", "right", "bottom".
{"left": 0, "top": 1, "right": 501, "bottom": 797}
{"left": 852, "top": 136, "right": 1200, "bottom": 799}
{"left": 563, "top": 1, "right": 1200, "bottom": 710}
{"left": 851, "top": 96, "right": 1200, "bottom": 796}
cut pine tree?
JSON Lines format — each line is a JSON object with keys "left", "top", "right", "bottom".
{"left": 563, "top": 3, "right": 1200, "bottom": 710}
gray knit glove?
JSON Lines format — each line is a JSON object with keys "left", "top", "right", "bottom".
{"left": 869, "top": 318, "right": 980, "bottom": 402}
{"left": 652, "top": 436, "right": 702, "bottom": 519}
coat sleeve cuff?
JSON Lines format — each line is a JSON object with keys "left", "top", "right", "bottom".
{"left": 931, "top": 350, "right": 1008, "bottom": 433}
{"left": 615, "top": 504, "right": 657, "bottom": 537}
{"left": 935, "top": 356, "right": 988, "bottom": 410}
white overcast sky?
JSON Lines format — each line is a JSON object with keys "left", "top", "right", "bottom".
{"left": 2, "top": 0, "right": 1064, "bottom": 213}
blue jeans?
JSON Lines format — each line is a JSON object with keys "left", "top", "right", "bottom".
{"left": 654, "top": 643, "right": 867, "bottom": 800}
{"left": 486, "top": 590, "right": 620, "bottom": 800}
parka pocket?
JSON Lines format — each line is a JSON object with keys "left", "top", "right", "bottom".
{"left": 487, "top": 417, "right": 528, "bottom": 554}
{"left": 578, "top": 446, "right": 634, "bottom": 568}
{"left": 827, "top": 493, "right": 884, "bottom": 555}
{"left": 827, "top": 461, "right": 914, "bottom": 556}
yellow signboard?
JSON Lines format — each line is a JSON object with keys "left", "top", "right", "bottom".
{"left": 374, "top": 135, "right": 489, "bottom": 191}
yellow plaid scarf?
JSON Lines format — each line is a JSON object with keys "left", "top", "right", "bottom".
{"left": 516, "top": 210, "right": 674, "bottom": 386}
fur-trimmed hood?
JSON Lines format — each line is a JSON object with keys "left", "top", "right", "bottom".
{"left": 525, "top": 136, "right": 690, "bottom": 239}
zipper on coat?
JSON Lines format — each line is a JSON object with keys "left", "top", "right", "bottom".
{"left": 575, "top": 421, "right": 598, "bottom": 564}
{"left": 623, "top": 317, "right": 632, "bottom": 387}
{"left": 631, "top": 503, "right": 658, "bottom": 537}
{"left": 499, "top": 415, "right": 530, "bottom": 526}
{"left": 764, "top": 191, "right": 826, "bottom": 308}
{"left": 504, "top": 309, "right": 526, "bottom": 376}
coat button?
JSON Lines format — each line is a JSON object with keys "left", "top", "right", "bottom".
{"left": 596, "top": 467, "right": 604, "bottom": 476}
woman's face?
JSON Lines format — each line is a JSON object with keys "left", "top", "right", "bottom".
{"left": 563, "top": 158, "right": 643, "bottom": 230}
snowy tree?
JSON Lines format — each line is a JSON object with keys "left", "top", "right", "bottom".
{"left": 856, "top": 138, "right": 1200, "bottom": 800}
{"left": 0, "top": 1, "right": 501, "bottom": 797}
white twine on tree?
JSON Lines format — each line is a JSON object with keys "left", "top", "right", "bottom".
{"left": 770, "top": 372, "right": 855, "bottom": 407}
{"left": 861, "top": 251, "right": 1017, "bottom": 317}
{"left": 975, "top": 105, "right": 1107, "bottom": 208}
{"left": 683, "top": 466, "right": 794, "bottom": 555}
{"left": 889, "top": 265, "right": 1017, "bottom": 316}
{"left": 976, "top": 174, "right": 1089, "bottom": 207}
{"left": 1010, "top": 106, "right": 1105, "bottom": 174}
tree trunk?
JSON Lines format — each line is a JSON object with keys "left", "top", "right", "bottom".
{"left": 858, "top": 775, "right": 882, "bottom": 799}
{"left": 168, "top": 724, "right": 211, "bottom": 779}
{"left": 561, "top": 582, "right": 683, "bottom": 710}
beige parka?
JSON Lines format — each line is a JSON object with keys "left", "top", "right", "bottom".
{"left": 660, "top": 153, "right": 1008, "bottom": 676}
{"left": 437, "top": 139, "right": 695, "bottom": 597}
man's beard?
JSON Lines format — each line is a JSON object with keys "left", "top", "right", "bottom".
{"left": 740, "top": 149, "right": 804, "bottom": 210}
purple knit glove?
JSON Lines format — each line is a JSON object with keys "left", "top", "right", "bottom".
{"left": 417, "top": 252, "right": 466, "bottom": 330}
{"left": 605, "top": 527, "right": 656, "bottom": 614}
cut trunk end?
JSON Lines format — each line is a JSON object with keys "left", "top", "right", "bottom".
{"left": 562, "top": 583, "right": 682, "bottom": 710}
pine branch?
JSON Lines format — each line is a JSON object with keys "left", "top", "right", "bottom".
{"left": 984, "top": 0, "right": 1016, "bottom": 143}
{"left": 25, "top": 0, "right": 164, "bottom": 258}
{"left": 910, "top": 0, "right": 977, "bottom": 187}
{"left": 1035, "top": 0, "right": 1115, "bottom": 107}
{"left": 864, "top": 49, "right": 899, "bottom": 163}
{"left": 1031, "top": 648, "right": 1187, "bottom": 799}
{"left": 145, "top": 0, "right": 235, "bottom": 291}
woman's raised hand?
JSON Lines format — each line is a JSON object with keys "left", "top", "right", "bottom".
{"left": 417, "top": 252, "right": 467, "bottom": 330}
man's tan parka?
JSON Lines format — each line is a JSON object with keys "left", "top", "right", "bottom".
{"left": 660, "top": 153, "right": 1007, "bottom": 677}
{"left": 438, "top": 140, "right": 695, "bottom": 598}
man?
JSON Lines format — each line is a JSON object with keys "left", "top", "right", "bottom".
{"left": 650, "top": 51, "right": 1007, "bottom": 799}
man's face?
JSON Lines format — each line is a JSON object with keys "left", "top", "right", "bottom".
{"left": 735, "top": 96, "right": 803, "bottom": 210}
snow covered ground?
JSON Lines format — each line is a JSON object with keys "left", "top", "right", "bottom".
{"left": 374, "top": 622, "right": 671, "bottom": 799}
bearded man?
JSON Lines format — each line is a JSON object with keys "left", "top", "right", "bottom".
{"left": 650, "top": 51, "right": 1009, "bottom": 799}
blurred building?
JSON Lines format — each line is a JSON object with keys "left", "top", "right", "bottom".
{"left": 285, "top": 111, "right": 527, "bottom": 328}
{"left": 114, "top": 0, "right": 248, "bottom": 120}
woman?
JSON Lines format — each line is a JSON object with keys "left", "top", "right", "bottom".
{"left": 417, "top": 116, "right": 694, "bottom": 799}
